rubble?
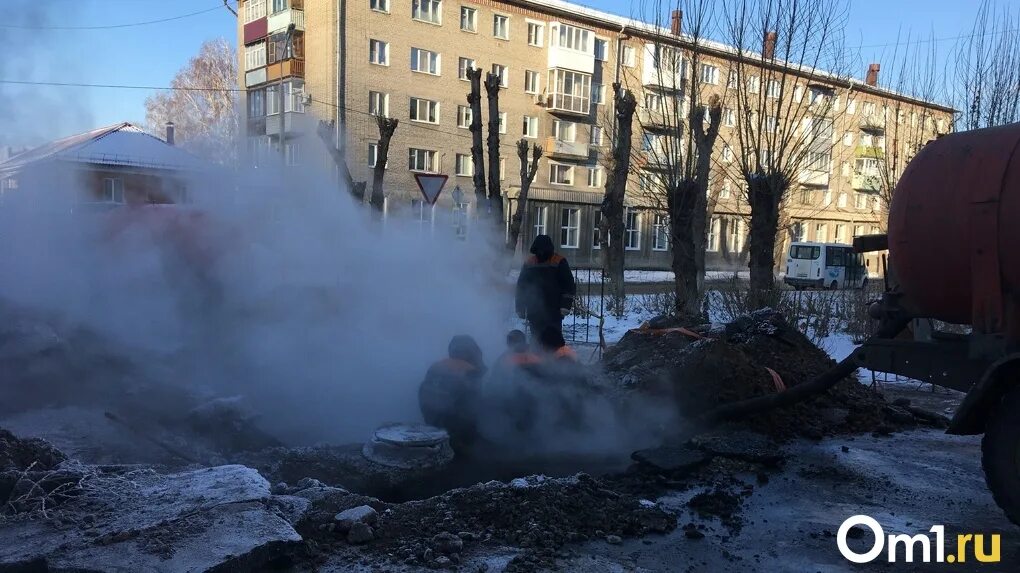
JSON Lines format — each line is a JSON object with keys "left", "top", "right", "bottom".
{"left": 603, "top": 309, "right": 944, "bottom": 439}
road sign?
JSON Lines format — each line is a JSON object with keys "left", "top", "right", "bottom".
{"left": 414, "top": 173, "right": 449, "bottom": 206}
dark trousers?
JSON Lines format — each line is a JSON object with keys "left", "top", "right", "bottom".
{"left": 527, "top": 316, "right": 563, "bottom": 340}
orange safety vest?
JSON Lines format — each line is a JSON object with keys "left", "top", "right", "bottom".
{"left": 507, "top": 352, "right": 543, "bottom": 366}
{"left": 554, "top": 346, "right": 578, "bottom": 361}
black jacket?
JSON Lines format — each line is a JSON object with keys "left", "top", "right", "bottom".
{"left": 515, "top": 251, "right": 576, "bottom": 325}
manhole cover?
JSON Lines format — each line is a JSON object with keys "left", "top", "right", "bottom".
{"left": 363, "top": 424, "right": 454, "bottom": 470}
{"left": 374, "top": 423, "right": 449, "bottom": 447}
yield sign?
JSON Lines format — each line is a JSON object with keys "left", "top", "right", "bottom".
{"left": 414, "top": 173, "right": 449, "bottom": 205}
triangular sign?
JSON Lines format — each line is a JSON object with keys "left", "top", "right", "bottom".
{"left": 414, "top": 173, "right": 448, "bottom": 206}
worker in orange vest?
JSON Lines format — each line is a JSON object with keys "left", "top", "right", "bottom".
{"left": 418, "top": 335, "right": 486, "bottom": 450}
{"left": 515, "top": 235, "right": 576, "bottom": 339}
{"left": 495, "top": 329, "right": 543, "bottom": 370}
{"left": 537, "top": 326, "right": 578, "bottom": 362}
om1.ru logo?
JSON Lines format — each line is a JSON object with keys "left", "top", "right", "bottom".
{"left": 837, "top": 515, "right": 1001, "bottom": 564}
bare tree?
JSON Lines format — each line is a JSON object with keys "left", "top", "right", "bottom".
{"left": 484, "top": 73, "right": 505, "bottom": 225}
{"left": 955, "top": 0, "right": 1020, "bottom": 132}
{"left": 467, "top": 69, "right": 488, "bottom": 215}
{"left": 601, "top": 83, "right": 638, "bottom": 309}
{"left": 316, "top": 120, "right": 366, "bottom": 203}
{"left": 720, "top": 0, "right": 850, "bottom": 305}
{"left": 508, "top": 139, "right": 543, "bottom": 252}
{"left": 370, "top": 116, "right": 398, "bottom": 213}
{"left": 145, "top": 39, "right": 238, "bottom": 164}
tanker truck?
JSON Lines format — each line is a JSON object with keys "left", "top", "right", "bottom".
{"left": 851, "top": 122, "right": 1020, "bottom": 525}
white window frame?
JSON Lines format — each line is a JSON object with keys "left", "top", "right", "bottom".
{"left": 652, "top": 213, "right": 669, "bottom": 251}
{"left": 498, "top": 112, "right": 507, "bottom": 134}
{"left": 594, "top": 38, "right": 608, "bottom": 61}
{"left": 527, "top": 20, "right": 544, "bottom": 47}
{"left": 747, "top": 75, "right": 760, "bottom": 94}
{"left": 410, "top": 47, "right": 440, "bottom": 75}
{"left": 719, "top": 180, "right": 732, "bottom": 199}
{"left": 459, "top": 5, "right": 476, "bottom": 32}
{"left": 766, "top": 78, "right": 781, "bottom": 98}
{"left": 369, "top": 91, "right": 389, "bottom": 117}
{"left": 625, "top": 209, "right": 641, "bottom": 250}
{"left": 244, "top": 0, "right": 266, "bottom": 24}
{"left": 522, "top": 116, "right": 538, "bottom": 138}
{"left": 370, "top": 0, "right": 389, "bottom": 13}
{"left": 592, "top": 83, "right": 606, "bottom": 105}
{"left": 455, "top": 153, "right": 473, "bottom": 176}
{"left": 524, "top": 70, "right": 540, "bottom": 94}
{"left": 458, "top": 57, "right": 475, "bottom": 80}
{"left": 547, "top": 68, "right": 591, "bottom": 114}
{"left": 853, "top": 224, "right": 865, "bottom": 238}
{"left": 835, "top": 224, "right": 847, "bottom": 244}
{"left": 553, "top": 119, "right": 576, "bottom": 143}
{"left": 560, "top": 208, "right": 580, "bottom": 248}
{"left": 722, "top": 144, "right": 733, "bottom": 162}
{"left": 412, "top": 0, "right": 442, "bottom": 25}
{"left": 587, "top": 166, "right": 603, "bottom": 188}
{"left": 369, "top": 39, "right": 389, "bottom": 65}
{"left": 622, "top": 45, "right": 636, "bottom": 67}
{"left": 493, "top": 14, "right": 510, "bottom": 39}
{"left": 589, "top": 125, "right": 604, "bottom": 146}
{"left": 456, "top": 105, "right": 472, "bottom": 128}
{"left": 491, "top": 64, "right": 508, "bottom": 87}
{"left": 409, "top": 97, "right": 440, "bottom": 124}
{"left": 837, "top": 192, "right": 848, "bottom": 208}
{"left": 707, "top": 216, "right": 721, "bottom": 251}
{"left": 814, "top": 223, "right": 828, "bottom": 242}
{"left": 700, "top": 64, "right": 719, "bottom": 85}
{"left": 102, "top": 178, "right": 125, "bottom": 204}
{"left": 555, "top": 23, "right": 592, "bottom": 53}
{"left": 534, "top": 205, "right": 548, "bottom": 237}
{"left": 409, "top": 147, "right": 439, "bottom": 172}
{"left": 549, "top": 163, "right": 573, "bottom": 185}
{"left": 855, "top": 192, "right": 868, "bottom": 210}
{"left": 282, "top": 80, "right": 304, "bottom": 113}
{"left": 245, "top": 41, "right": 267, "bottom": 71}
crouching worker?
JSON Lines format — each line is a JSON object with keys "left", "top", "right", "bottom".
{"left": 419, "top": 335, "right": 486, "bottom": 452}
{"left": 495, "top": 329, "right": 542, "bottom": 371}
{"left": 537, "top": 327, "right": 578, "bottom": 362}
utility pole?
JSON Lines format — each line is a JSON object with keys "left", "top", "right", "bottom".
{"left": 278, "top": 23, "right": 296, "bottom": 165}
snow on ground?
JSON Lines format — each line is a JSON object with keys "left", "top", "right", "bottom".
{"left": 506, "top": 269, "right": 750, "bottom": 284}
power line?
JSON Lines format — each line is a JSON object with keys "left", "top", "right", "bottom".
{"left": 851, "top": 24, "right": 1020, "bottom": 51}
{"left": 0, "top": 4, "right": 228, "bottom": 30}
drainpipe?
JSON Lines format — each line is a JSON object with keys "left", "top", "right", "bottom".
{"left": 337, "top": 0, "right": 347, "bottom": 162}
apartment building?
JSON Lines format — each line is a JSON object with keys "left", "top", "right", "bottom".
{"left": 237, "top": 0, "right": 953, "bottom": 271}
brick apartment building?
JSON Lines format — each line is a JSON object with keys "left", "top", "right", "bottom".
{"left": 237, "top": 0, "right": 953, "bottom": 271}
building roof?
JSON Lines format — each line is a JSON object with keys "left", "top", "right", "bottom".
{"left": 0, "top": 122, "right": 208, "bottom": 175}
{"left": 513, "top": 0, "right": 955, "bottom": 113}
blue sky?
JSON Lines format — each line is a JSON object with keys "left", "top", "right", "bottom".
{"left": 0, "top": 0, "right": 983, "bottom": 147}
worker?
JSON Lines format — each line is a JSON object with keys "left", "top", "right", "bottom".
{"left": 537, "top": 326, "right": 578, "bottom": 362}
{"left": 515, "top": 235, "right": 576, "bottom": 340}
{"left": 418, "top": 335, "right": 486, "bottom": 450}
{"left": 495, "top": 329, "right": 542, "bottom": 370}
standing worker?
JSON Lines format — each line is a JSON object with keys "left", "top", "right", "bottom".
{"left": 515, "top": 235, "right": 576, "bottom": 339}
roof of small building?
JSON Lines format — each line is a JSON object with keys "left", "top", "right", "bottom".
{"left": 0, "top": 122, "right": 208, "bottom": 175}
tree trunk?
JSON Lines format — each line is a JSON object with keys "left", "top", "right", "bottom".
{"left": 316, "top": 120, "right": 364, "bottom": 203}
{"left": 667, "top": 181, "right": 700, "bottom": 320}
{"left": 370, "top": 116, "right": 398, "bottom": 213}
{"left": 467, "top": 69, "right": 487, "bottom": 214}
{"left": 689, "top": 97, "right": 722, "bottom": 317}
{"left": 484, "top": 73, "right": 504, "bottom": 226}
{"left": 601, "top": 84, "right": 637, "bottom": 313}
{"left": 508, "top": 139, "right": 542, "bottom": 252}
{"left": 747, "top": 175, "right": 785, "bottom": 308}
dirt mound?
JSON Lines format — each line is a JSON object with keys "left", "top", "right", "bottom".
{"left": 1, "top": 427, "right": 80, "bottom": 515}
{"left": 298, "top": 473, "right": 675, "bottom": 571}
{"left": 603, "top": 309, "right": 925, "bottom": 439}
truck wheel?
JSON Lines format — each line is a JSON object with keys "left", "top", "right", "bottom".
{"left": 981, "top": 385, "right": 1020, "bottom": 526}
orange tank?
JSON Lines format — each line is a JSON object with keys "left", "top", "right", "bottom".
{"left": 888, "top": 123, "right": 1020, "bottom": 336}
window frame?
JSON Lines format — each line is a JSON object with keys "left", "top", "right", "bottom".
{"left": 412, "top": 0, "right": 442, "bottom": 25}
{"left": 522, "top": 115, "right": 539, "bottom": 138}
{"left": 369, "top": 91, "right": 389, "bottom": 117}
{"left": 102, "top": 178, "right": 125, "bottom": 204}
{"left": 526, "top": 21, "right": 544, "bottom": 47}
{"left": 409, "top": 97, "right": 440, "bottom": 124}
{"left": 625, "top": 208, "right": 641, "bottom": 251}
{"left": 459, "top": 5, "right": 476, "bottom": 32}
{"left": 493, "top": 13, "right": 510, "bottom": 40}
{"left": 652, "top": 213, "right": 669, "bottom": 251}
{"left": 457, "top": 57, "right": 475, "bottom": 81}
{"left": 456, "top": 105, "right": 472, "bottom": 129}
{"left": 524, "top": 69, "right": 540, "bottom": 94}
{"left": 491, "top": 63, "right": 508, "bottom": 87}
{"left": 549, "top": 163, "right": 574, "bottom": 186}
{"left": 408, "top": 147, "right": 439, "bottom": 172}
{"left": 560, "top": 207, "right": 580, "bottom": 248}
{"left": 370, "top": 0, "right": 389, "bottom": 13}
{"left": 410, "top": 47, "right": 441, "bottom": 75}
{"left": 368, "top": 39, "right": 389, "bottom": 66}
{"left": 455, "top": 153, "right": 473, "bottom": 176}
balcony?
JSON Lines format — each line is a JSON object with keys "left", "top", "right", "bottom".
{"left": 245, "top": 67, "right": 268, "bottom": 88}
{"left": 852, "top": 173, "right": 882, "bottom": 192}
{"left": 545, "top": 137, "right": 589, "bottom": 159}
{"left": 638, "top": 108, "right": 669, "bottom": 129}
{"left": 243, "top": 18, "right": 268, "bottom": 44}
{"left": 265, "top": 113, "right": 302, "bottom": 136}
{"left": 798, "top": 169, "right": 830, "bottom": 187}
{"left": 266, "top": 59, "right": 305, "bottom": 81}
{"left": 641, "top": 43, "right": 685, "bottom": 91}
{"left": 268, "top": 8, "right": 304, "bottom": 35}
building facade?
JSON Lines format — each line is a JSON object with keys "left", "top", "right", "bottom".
{"left": 237, "top": 0, "right": 953, "bottom": 272}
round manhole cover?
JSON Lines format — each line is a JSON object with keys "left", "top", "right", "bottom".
{"left": 374, "top": 423, "right": 449, "bottom": 447}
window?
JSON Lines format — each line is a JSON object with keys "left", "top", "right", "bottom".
{"left": 625, "top": 209, "right": 641, "bottom": 250}
{"left": 244, "top": 0, "right": 266, "bottom": 23}
{"left": 248, "top": 88, "right": 266, "bottom": 118}
{"left": 823, "top": 189, "right": 832, "bottom": 205}
{"left": 793, "top": 85, "right": 804, "bottom": 102}
{"left": 853, "top": 224, "right": 864, "bottom": 237}
{"left": 722, "top": 144, "right": 733, "bottom": 162}
{"left": 491, "top": 64, "right": 508, "bottom": 87}
{"left": 460, "top": 6, "right": 476, "bottom": 31}
{"left": 847, "top": 97, "right": 857, "bottom": 114}
{"left": 271, "top": 0, "right": 289, "bottom": 13}
{"left": 591, "top": 83, "right": 606, "bottom": 105}
{"left": 747, "top": 75, "right": 760, "bottom": 93}
{"left": 645, "top": 92, "right": 664, "bottom": 112}
{"left": 369, "top": 91, "right": 389, "bottom": 116}
{"left": 455, "top": 153, "right": 472, "bottom": 176}
{"left": 371, "top": 0, "right": 389, "bottom": 13}
{"left": 589, "top": 125, "right": 604, "bottom": 146}
{"left": 814, "top": 223, "right": 828, "bottom": 242}
{"left": 369, "top": 39, "right": 388, "bottom": 65}
{"left": 453, "top": 201, "right": 469, "bottom": 239}
{"left": 652, "top": 214, "right": 669, "bottom": 251}
{"left": 592, "top": 213, "right": 602, "bottom": 248}
{"left": 282, "top": 80, "right": 304, "bottom": 112}
{"left": 498, "top": 112, "right": 507, "bottom": 134}
{"left": 548, "top": 69, "right": 592, "bottom": 114}
{"left": 841, "top": 162, "right": 850, "bottom": 177}
{"left": 855, "top": 192, "right": 868, "bottom": 209}
{"left": 102, "top": 178, "right": 125, "bottom": 204}
{"left": 409, "top": 148, "right": 438, "bottom": 172}
{"left": 707, "top": 217, "right": 721, "bottom": 251}
{"left": 652, "top": 45, "right": 686, "bottom": 75}
{"left": 409, "top": 97, "right": 439, "bottom": 123}
{"left": 284, "top": 141, "right": 300, "bottom": 166}
{"left": 267, "top": 31, "right": 303, "bottom": 63}
{"left": 622, "top": 45, "right": 636, "bottom": 67}
{"left": 412, "top": 0, "right": 442, "bottom": 24}
{"left": 800, "top": 189, "right": 813, "bottom": 205}
{"left": 266, "top": 84, "right": 279, "bottom": 115}
{"left": 522, "top": 116, "right": 538, "bottom": 138}
{"left": 843, "top": 131, "right": 854, "bottom": 147}
{"left": 587, "top": 166, "right": 603, "bottom": 188}
{"left": 411, "top": 47, "right": 440, "bottom": 75}
{"left": 837, "top": 192, "right": 847, "bottom": 208}
{"left": 719, "top": 180, "right": 732, "bottom": 199}
{"left": 806, "top": 151, "right": 829, "bottom": 172}
{"left": 729, "top": 218, "right": 745, "bottom": 252}
{"left": 835, "top": 224, "right": 846, "bottom": 244}
{"left": 368, "top": 143, "right": 380, "bottom": 168}
{"left": 457, "top": 105, "right": 472, "bottom": 128}
{"left": 245, "top": 41, "right": 266, "bottom": 71}
{"left": 727, "top": 70, "right": 738, "bottom": 89}
{"left": 723, "top": 107, "right": 735, "bottom": 127}
{"left": 524, "top": 70, "right": 540, "bottom": 94}
{"left": 458, "top": 57, "right": 475, "bottom": 80}
{"left": 560, "top": 208, "right": 580, "bottom": 248}
{"left": 527, "top": 21, "right": 544, "bottom": 46}
{"left": 765, "top": 115, "right": 778, "bottom": 133}
{"left": 700, "top": 64, "right": 719, "bottom": 84}
{"left": 493, "top": 14, "right": 510, "bottom": 39}
{"left": 791, "top": 221, "right": 807, "bottom": 242}
{"left": 553, "top": 119, "right": 576, "bottom": 142}
{"left": 555, "top": 23, "right": 591, "bottom": 52}
{"left": 594, "top": 38, "right": 608, "bottom": 60}
{"left": 534, "top": 205, "right": 548, "bottom": 236}
{"left": 550, "top": 163, "right": 573, "bottom": 185}
{"left": 863, "top": 102, "right": 876, "bottom": 117}
{"left": 766, "top": 79, "right": 781, "bottom": 98}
